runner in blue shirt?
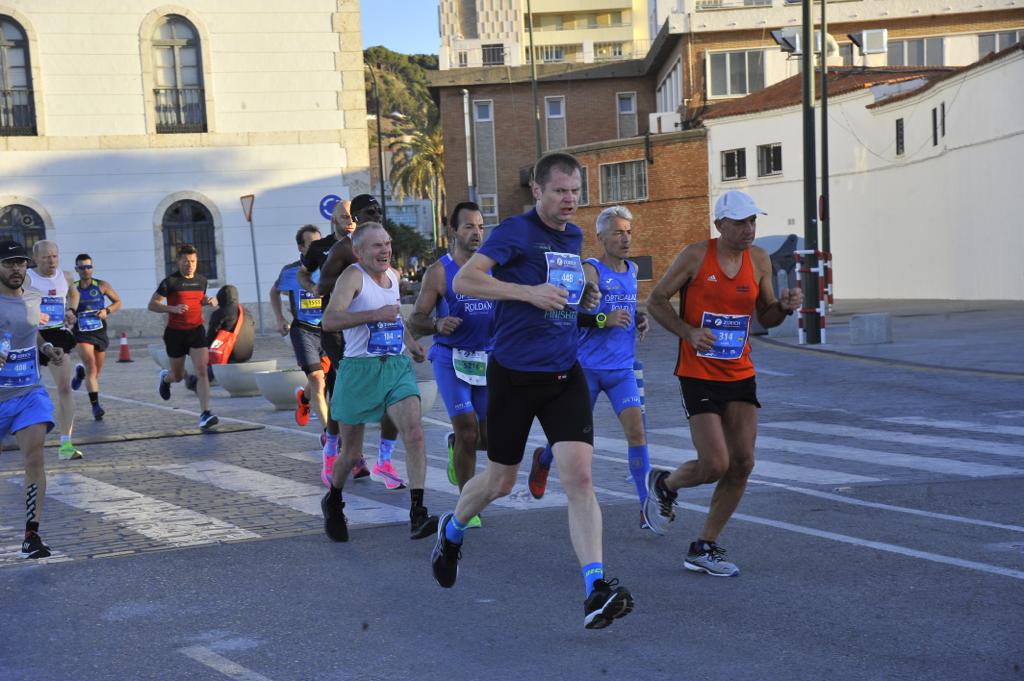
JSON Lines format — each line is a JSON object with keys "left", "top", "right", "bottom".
{"left": 527, "top": 206, "right": 652, "bottom": 526}
{"left": 430, "top": 152, "right": 636, "bottom": 630}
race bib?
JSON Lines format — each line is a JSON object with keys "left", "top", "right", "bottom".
{"left": 366, "top": 319, "right": 404, "bottom": 356}
{"left": 77, "top": 310, "right": 103, "bottom": 332}
{"left": 698, "top": 312, "right": 750, "bottom": 360}
{"left": 453, "top": 349, "right": 488, "bottom": 386}
{"left": 296, "top": 292, "right": 323, "bottom": 326}
{"left": 0, "top": 346, "right": 40, "bottom": 388}
{"left": 545, "top": 252, "right": 585, "bottom": 306}
{"left": 40, "top": 296, "right": 64, "bottom": 329}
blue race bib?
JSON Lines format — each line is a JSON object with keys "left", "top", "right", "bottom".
{"left": 40, "top": 296, "right": 64, "bottom": 329}
{"left": 77, "top": 311, "right": 103, "bottom": 332}
{"left": 545, "top": 252, "right": 585, "bottom": 306}
{"left": 0, "top": 346, "right": 40, "bottom": 387}
{"left": 366, "top": 319, "right": 404, "bottom": 355}
{"left": 698, "top": 312, "right": 750, "bottom": 360}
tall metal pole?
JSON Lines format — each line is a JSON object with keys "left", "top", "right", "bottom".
{"left": 462, "top": 88, "right": 477, "bottom": 202}
{"left": 820, "top": 0, "right": 832, "bottom": 263}
{"left": 367, "top": 64, "right": 388, "bottom": 223}
{"left": 526, "top": 0, "right": 543, "bottom": 160}
{"left": 801, "top": 0, "right": 820, "bottom": 343}
{"left": 246, "top": 216, "right": 264, "bottom": 334}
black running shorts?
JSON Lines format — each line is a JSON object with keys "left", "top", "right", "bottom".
{"left": 678, "top": 376, "right": 760, "bottom": 419}
{"left": 39, "top": 328, "right": 76, "bottom": 367}
{"left": 163, "top": 324, "right": 207, "bottom": 359}
{"left": 486, "top": 359, "right": 593, "bottom": 466}
{"left": 73, "top": 328, "right": 110, "bottom": 353}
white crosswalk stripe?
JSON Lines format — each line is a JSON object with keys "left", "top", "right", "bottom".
{"left": 763, "top": 421, "right": 1024, "bottom": 459}
{"left": 880, "top": 416, "right": 1024, "bottom": 438}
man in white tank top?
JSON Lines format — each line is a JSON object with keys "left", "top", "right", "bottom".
{"left": 27, "top": 240, "right": 82, "bottom": 460}
{"left": 320, "top": 222, "right": 438, "bottom": 542}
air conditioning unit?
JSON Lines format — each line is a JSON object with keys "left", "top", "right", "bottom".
{"left": 848, "top": 28, "right": 888, "bottom": 55}
{"left": 649, "top": 112, "right": 682, "bottom": 134}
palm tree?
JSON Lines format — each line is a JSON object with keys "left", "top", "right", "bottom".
{"left": 388, "top": 125, "right": 446, "bottom": 249}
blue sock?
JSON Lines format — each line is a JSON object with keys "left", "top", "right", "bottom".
{"left": 582, "top": 562, "right": 604, "bottom": 597}
{"left": 445, "top": 514, "right": 469, "bottom": 545}
{"left": 628, "top": 445, "right": 651, "bottom": 503}
{"left": 324, "top": 434, "right": 339, "bottom": 456}
{"left": 539, "top": 444, "right": 554, "bottom": 468}
{"left": 378, "top": 437, "right": 397, "bottom": 464}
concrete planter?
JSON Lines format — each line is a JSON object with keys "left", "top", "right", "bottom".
{"left": 255, "top": 369, "right": 307, "bottom": 411}
{"left": 212, "top": 360, "right": 278, "bottom": 397}
{"left": 147, "top": 343, "right": 196, "bottom": 375}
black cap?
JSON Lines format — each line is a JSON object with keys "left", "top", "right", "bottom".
{"left": 350, "top": 194, "right": 381, "bottom": 217}
{"left": 0, "top": 240, "right": 32, "bottom": 263}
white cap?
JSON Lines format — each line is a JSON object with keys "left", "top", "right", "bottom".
{"left": 714, "top": 190, "right": 766, "bottom": 221}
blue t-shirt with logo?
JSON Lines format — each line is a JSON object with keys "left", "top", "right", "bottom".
{"left": 577, "top": 258, "right": 638, "bottom": 370}
{"left": 478, "top": 208, "right": 583, "bottom": 373}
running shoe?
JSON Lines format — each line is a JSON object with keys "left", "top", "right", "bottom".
{"left": 528, "top": 446, "right": 550, "bottom": 500}
{"left": 641, "top": 469, "right": 676, "bottom": 536}
{"left": 321, "top": 492, "right": 348, "bottom": 542}
{"left": 157, "top": 369, "right": 170, "bottom": 400}
{"left": 371, "top": 461, "right": 406, "bottom": 490}
{"left": 21, "top": 531, "right": 51, "bottom": 559}
{"left": 351, "top": 456, "right": 370, "bottom": 480}
{"left": 410, "top": 506, "right": 439, "bottom": 540}
{"left": 639, "top": 509, "right": 650, "bottom": 531}
{"left": 71, "top": 364, "right": 86, "bottom": 391}
{"left": 185, "top": 374, "right": 198, "bottom": 392}
{"left": 684, "top": 541, "right": 740, "bottom": 577}
{"left": 583, "top": 578, "right": 634, "bottom": 630}
{"left": 92, "top": 402, "right": 105, "bottom": 421}
{"left": 445, "top": 431, "right": 458, "bottom": 486}
{"left": 431, "top": 512, "right": 461, "bottom": 588}
{"left": 466, "top": 514, "right": 482, "bottom": 529}
{"left": 58, "top": 441, "right": 83, "bottom": 460}
{"left": 294, "top": 387, "right": 310, "bottom": 427}
{"left": 321, "top": 450, "right": 337, "bottom": 487}
{"left": 198, "top": 411, "right": 219, "bottom": 430}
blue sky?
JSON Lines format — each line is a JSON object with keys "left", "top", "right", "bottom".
{"left": 361, "top": 1, "right": 440, "bottom": 55}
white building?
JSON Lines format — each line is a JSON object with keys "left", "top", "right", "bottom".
{"left": 703, "top": 44, "right": 1024, "bottom": 300}
{"left": 0, "top": 0, "right": 369, "bottom": 331}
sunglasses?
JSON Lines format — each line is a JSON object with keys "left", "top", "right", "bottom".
{"left": 76, "top": 264, "right": 94, "bottom": 270}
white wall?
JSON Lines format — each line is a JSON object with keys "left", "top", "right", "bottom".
{"left": 705, "top": 50, "right": 1024, "bottom": 300}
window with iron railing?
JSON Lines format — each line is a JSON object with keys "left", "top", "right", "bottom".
{"left": 600, "top": 160, "right": 647, "bottom": 203}
{"left": 152, "top": 15, "right": 206, "bottom": 133}
{"left": 0, "top": 16, "right": 36, "bottom": 136}
{"left": 162, "top": 200, "right": 218, "bottom": 279}
{"left": 0, "top": 204, "right": 46, "bottom": 247}
{"left": 481, "top": 44, "right": 505, "bottom": 66}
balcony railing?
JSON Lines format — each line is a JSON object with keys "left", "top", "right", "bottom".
{"left": 0, "top": 88, "right": 37, "bottom": 136}
{"left": 154, "top": 86, "right": 207, "bottom": 134}
{"left": 696, "top": 0, "right": 771, "bottom": 9}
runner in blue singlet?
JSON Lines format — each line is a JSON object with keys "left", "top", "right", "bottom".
{"left": 70, "top": 253, "right": 122, "bottom": 421}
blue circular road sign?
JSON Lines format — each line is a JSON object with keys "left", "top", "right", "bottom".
{"left": 319, "top": 194, "right": 342, "bottom": 221}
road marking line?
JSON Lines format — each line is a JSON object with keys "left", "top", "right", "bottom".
{"left": 650, "top": 427, "right": 1020, "bottom": 478}
{"left": 881, "top": 416, "right": 1024, "bottom": 438}
{"left": 8, "top": 473, "right": 259, "bottom": 546}
{"left": 757, "top": 368, "right": 794, "bottom": 377}
{"left": 751, "top": 480, "right": 1024, "bottom": 533}
{"left": 158, "top": 461, "right": 410, "bottom": 527}
{"left": 764, "top": 421, "right": 1024, "bottom": 458}
{"left": 179, "top": 646, "right": 275, "bottom": 681}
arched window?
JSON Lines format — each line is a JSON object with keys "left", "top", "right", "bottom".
{"left": 0, "top": 204, "right": 46, "bottom": 248}
{"left": 152, "top": 15, "right": 205, "bottom": 133}
{"left": 162, "top": 200, "right": 217, "bottom": 278}
{"left": 0, "top": 16, "right": 35, "bottom": 135}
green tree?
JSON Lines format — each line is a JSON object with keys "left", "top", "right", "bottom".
{"left": 388, "top": 126, "right": 446, "bottom": 248}
{"left": 384, "top": 218, "right": 431, "bottom": 268}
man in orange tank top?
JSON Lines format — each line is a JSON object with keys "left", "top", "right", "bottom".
{"left": 643, "top": 190, "right": 802, "bottom": 577}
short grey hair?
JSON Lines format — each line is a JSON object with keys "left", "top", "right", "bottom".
{"left": 32, "top": 240, "right": 58, "bottom": 257}
{"left": 351, "top": 221, "right": 388, "bottom": 250}
{"left": 595, "top": 206, "right": 633, "bottom": 235}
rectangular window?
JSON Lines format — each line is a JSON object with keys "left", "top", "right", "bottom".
{"left": 579, "top": 167, "right": 590, "bottom": 207}
{"left": 545, "top": 96, "right": 564, "bottom": 119}
{"left": 617, "top": 92, "right": 636, "bottom": 115}
{"left": 979, "top": 30, "right": 1021, "bottom": 57}
{"left": 888, "top": 38, "right": 944, "bottom": 66}
{"left": 482, "top": 44, "right": 505, "bottom": 66}
{"left": 473, "top": 100, "right": 492, "bottom": 122}
{"left": 708, "top": 49, "right": 765, "bottom": 98}
{"left": 839, "top": 43, "right": 854, "bottom": 66}
{"left": 600, "top": 160, "right": 648, "bottom": 203}
{"left": 721, "top": 148, "right": 746, "bottom": 181}
{"left": 457, "top": 50, "right": 468, "bottom": 67}
{"left": 479, "top": 194, "right": 498, "bottom": 220}
{"left": 756, "top": 143, "right": 782, "bottom": 177}
{"left": 896, "top": 118, "right": 905, "bottom": 156}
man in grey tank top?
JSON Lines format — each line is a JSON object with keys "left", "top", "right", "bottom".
{"left": 0, "top": 240, "right": 66, "bottom": 559}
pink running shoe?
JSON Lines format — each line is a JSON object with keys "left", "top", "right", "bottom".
{"left": 321, "top": 450, "right": 337, "bottom": 488}
{"left": 351, "top": 456, "right": 370, "bottom": 480}
{"left": 370, "top": 461, "right": 407, "bottom": 490}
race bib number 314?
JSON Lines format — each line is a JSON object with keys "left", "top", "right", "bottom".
{"left": 698, "top": 312, "right": 750, "bottom": 360}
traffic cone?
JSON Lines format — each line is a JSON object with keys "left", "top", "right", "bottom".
{"left": 116, "top": 332, "right": 133, "bottom": 363}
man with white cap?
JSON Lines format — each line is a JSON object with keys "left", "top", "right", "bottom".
{"left": 643, "top": 190, "right": 802, "bottom": 577}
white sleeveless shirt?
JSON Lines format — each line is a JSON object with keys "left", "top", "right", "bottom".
{"left": 26, "top": 268, "right": 69, "bottom": 330}
{"left": 342, "top": 265, "right": 404, "bottom": 359}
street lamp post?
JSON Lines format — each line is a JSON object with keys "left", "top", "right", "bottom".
{"left": 365, "top": 63, "right": 388, "bottom": 223}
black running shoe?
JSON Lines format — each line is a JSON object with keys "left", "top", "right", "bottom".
{"left": 199, "top": 411, "right": 219, "bottom": 430}
{"left": 431, "top": 512, "right": 461, "bottom": 588}
{"left": 583, "top": 578, "right": 634, "bottom": 630}
{"left": 410, "top": 505, "right": 438, "bottom": 540}
{"left": 185, "top": 374, "right": 198, "bottom": 392}
{"left": 71, "top": 363, "right": 86, "bottom": 391}
{"left": 321, "top": 491, "right": 348, "bottom": 542}
{"left": 21, "top": 531, "right": 51, "bottom": 559}
{"left": 157, "top": 369, "right": 171, "bottom": 401}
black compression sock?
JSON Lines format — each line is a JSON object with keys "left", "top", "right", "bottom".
{"left": 88, "top": 392, "right": 99, "bottom": 405}
{"left": 410, "top": 488, "right": 424, "bottom": 509}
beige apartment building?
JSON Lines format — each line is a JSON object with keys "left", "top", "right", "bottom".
{"left": 438, "top": 0, "right": 653, "bottom": 69}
